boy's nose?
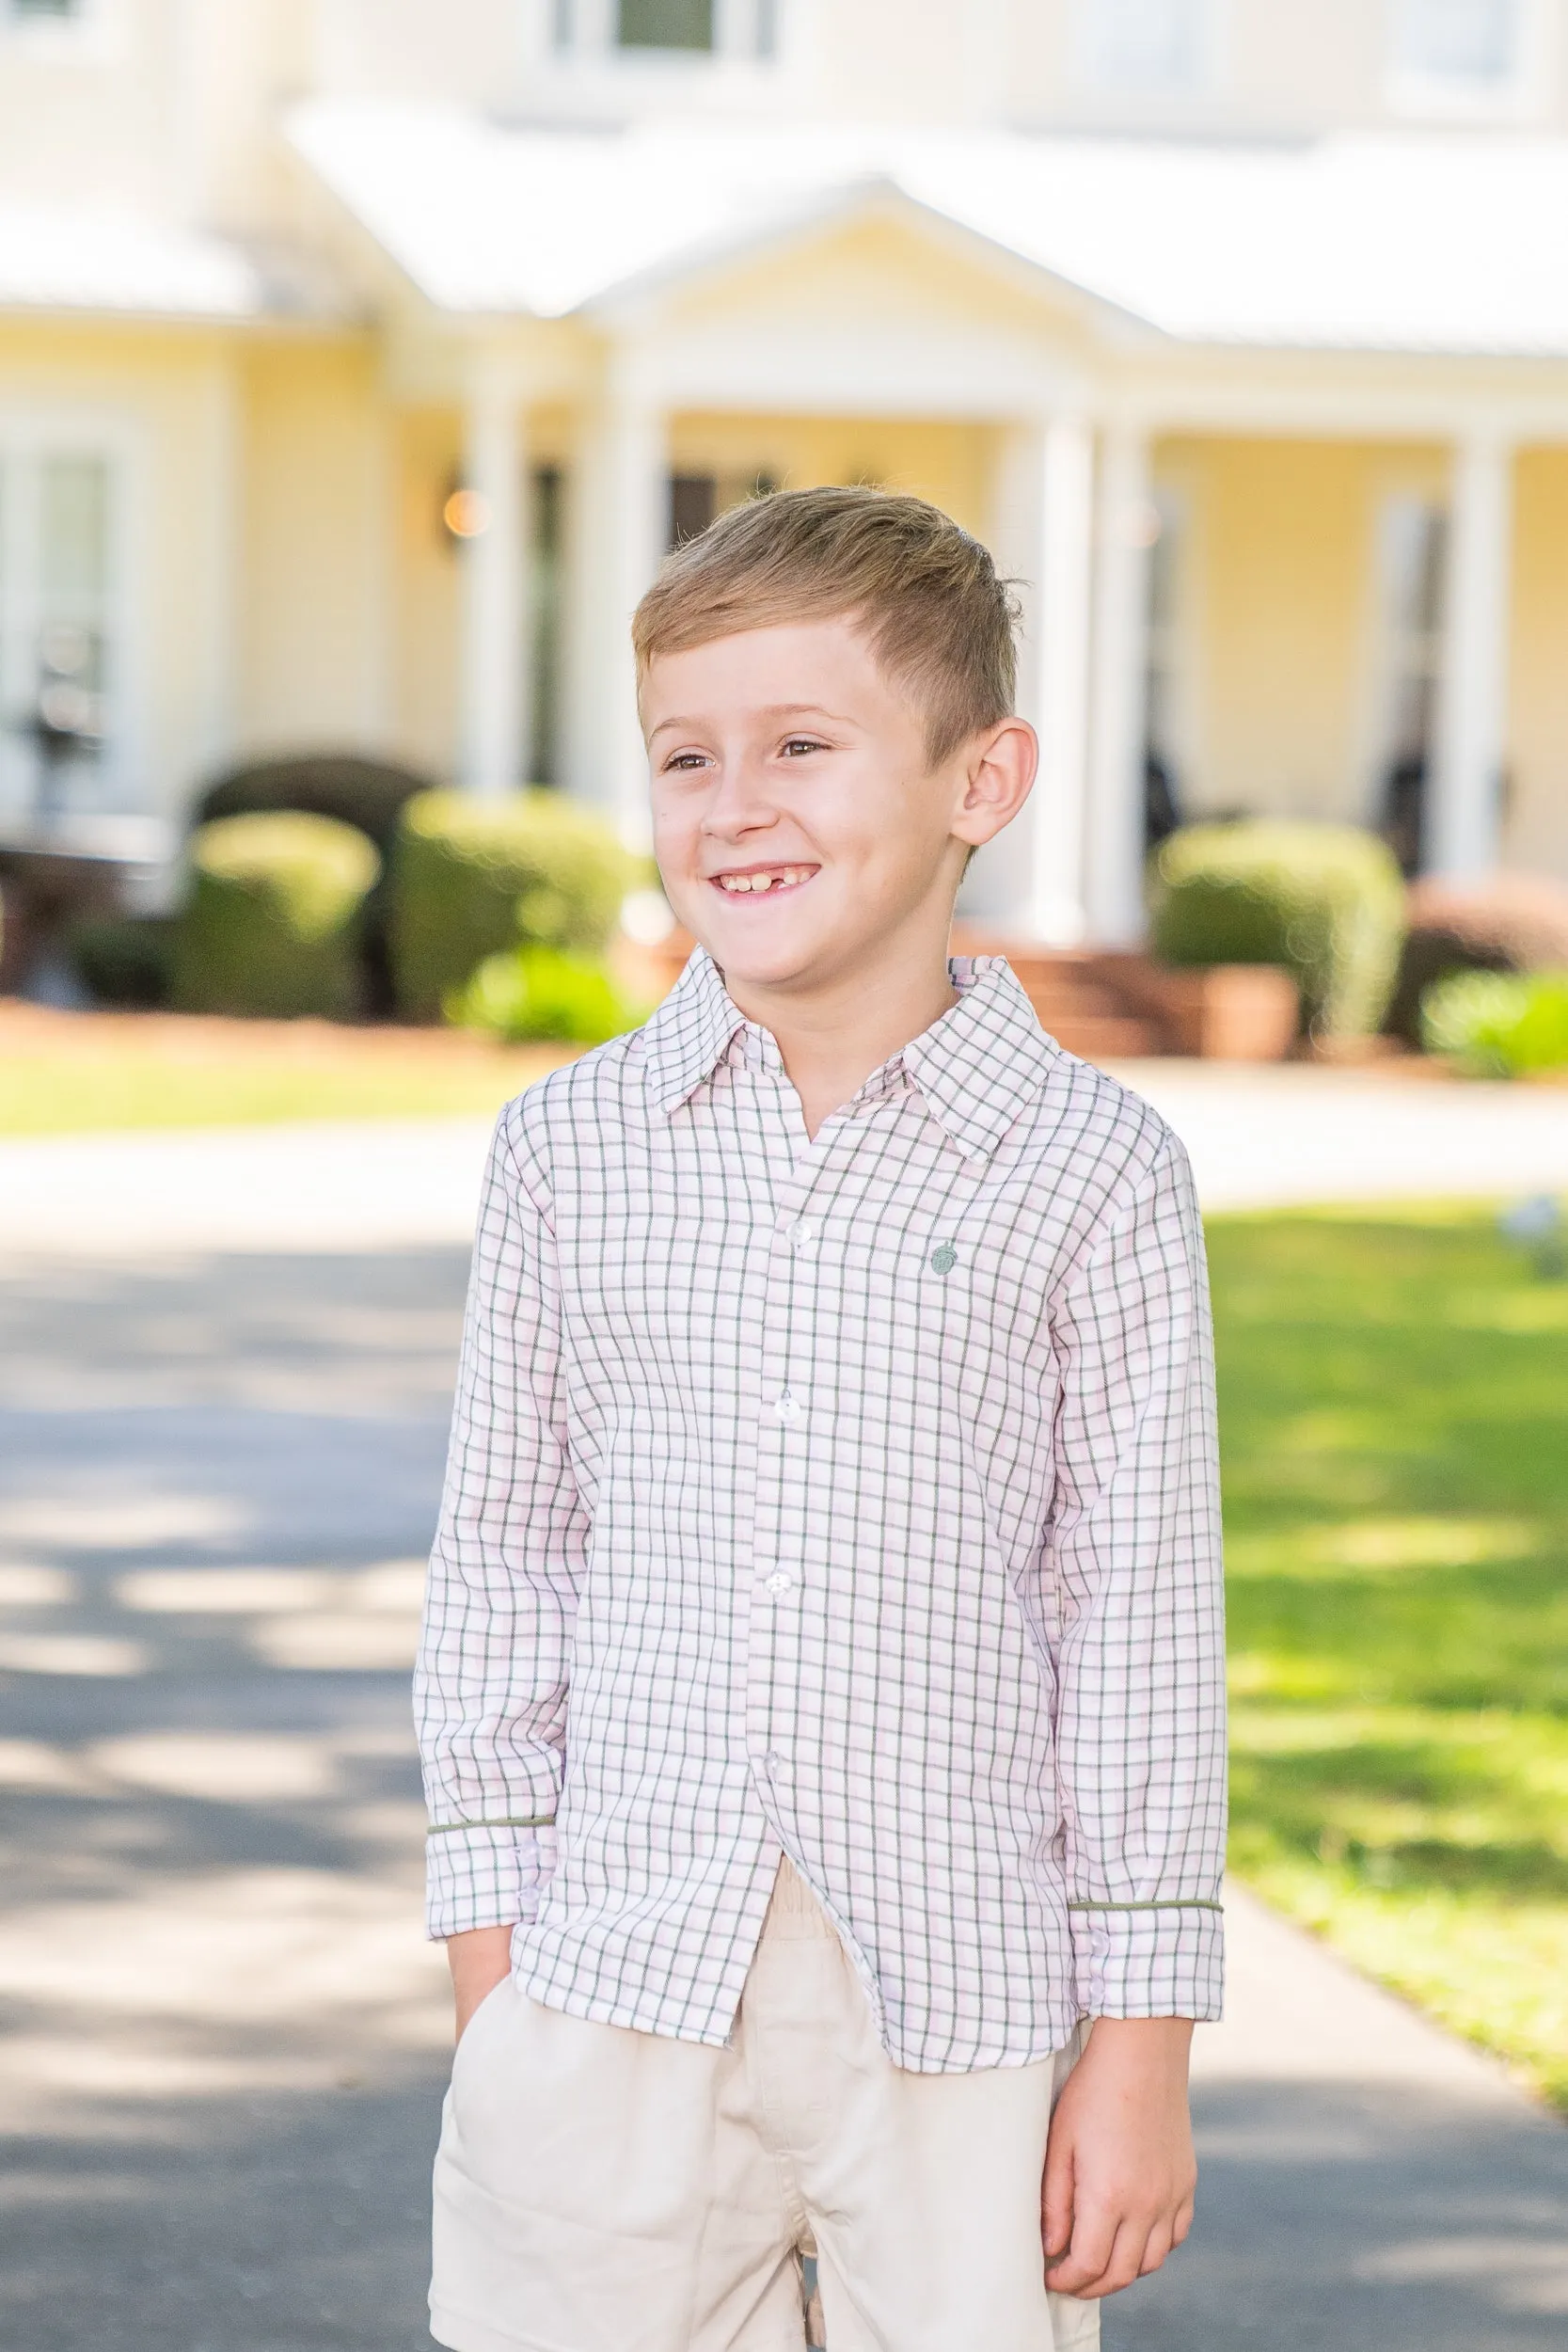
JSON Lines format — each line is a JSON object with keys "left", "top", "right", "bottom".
{"left": 703, "top": 756, "right": 780, "bottom": 837}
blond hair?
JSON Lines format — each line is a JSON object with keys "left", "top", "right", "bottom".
{"left": 632, "top": 485, "right": 1020, "bottom": 764}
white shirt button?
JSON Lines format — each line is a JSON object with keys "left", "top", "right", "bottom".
{"left": 773, "top": 1391, "right": 802, "bottom": 1424}
{"left": 762, "top": 1751, "right": 784, "bottom": 1777}
{"left": 764, "top": 1570, "right": 795, "bottom": 1597}
{"left": 789, "top": 1219, "right": 816, "bottom": 1254}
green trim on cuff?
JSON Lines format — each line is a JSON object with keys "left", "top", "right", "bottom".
{"left": 1068, "top": 1899, "right": 1224, "bottom": 1914}
{"left": 426, "top": 1815, "right": 556, "bottom": 1837}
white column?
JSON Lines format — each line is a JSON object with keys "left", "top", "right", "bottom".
{"left": 1429, "top": 432, "right": 1514, "bottom": 881}
{"left": 1086, "top": 424, "right": 1154, "bottom": 946}
{"left": 459, "top": 373, "right": 529, "bottom": 800}
{"left": 1026, "top": 415, "right": 1096, "bottom": 946}
{"left": 564, "top": 377, "right": 668, "bottom": 846}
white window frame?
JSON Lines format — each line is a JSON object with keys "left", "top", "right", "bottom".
{"left": 1144, "top": 486, "right": 1197, "bottom": 799}
{"left": 1070, "top": 0, "right": 1223, "bottom": 98}
{"left": 1361, "top": 488, "right": 1448, "bottom": 830}
{"left": 547, "top": 0, "right": 777, "bottom": 65}
{"left": 0, "top": 412, "right": 143, "bottom": 824}
{"left": 1387, "top": 0, "right": 1551, "bottom": 119}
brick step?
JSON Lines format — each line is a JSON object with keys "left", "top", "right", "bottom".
{"left": 1023, "top": 983, "right": 1128, "bottom": 1022}
{"left": 1032, "top": 1011, "right": 1164, "bottom": 1062}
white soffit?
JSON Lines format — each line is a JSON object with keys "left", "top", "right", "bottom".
{"left": 0, "top": 203, "right": 266, "bottom": 320}
{"left": 288, "top": 101, "right": 1568, "bottom": 358}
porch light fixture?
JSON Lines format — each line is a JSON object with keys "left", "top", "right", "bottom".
{"left": 443, "top": 486, "right": 492, "bottom": 541}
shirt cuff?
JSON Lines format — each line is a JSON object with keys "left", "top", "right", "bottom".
{"left": 425, "top": 1822, "right": 558, "bottom": 1942}
{"left": 1069, "top": 1901, "right": 1225, "bottom": 2022}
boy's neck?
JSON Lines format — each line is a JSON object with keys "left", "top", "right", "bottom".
{"left": 718, "top": 912, "right": 960, "bottom": 1142}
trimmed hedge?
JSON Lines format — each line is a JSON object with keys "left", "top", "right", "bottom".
{"left": 173, "top": 813, "right": 381, "bottom": 1019}
{"left": 196, "top": 754, "right": 433, "bottom": 859}
{"left": 1387, "top": 874, "right": 1568, "bottom": 1043}
{"left": 391, "top": 790, "right": 631, "bottom": 1022}
{"left": 1150, "top": 821, "right": 1406, "bottom": 1039}
{"left": 447, "top": 945, "right": 639, "bottom": 1046}
{"left": 1421, "top": 968, "right": 1568, "bottom": 1079}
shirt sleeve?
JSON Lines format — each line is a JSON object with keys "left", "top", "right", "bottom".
{"left": 415, "top": 1107, "right": 589, "bottom": 1941}
{"left": 1046, "top": 1127, "right": 1227, "bottom": 2022}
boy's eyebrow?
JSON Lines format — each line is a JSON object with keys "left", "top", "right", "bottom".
{"left": 647, "top": 703, "right": 852, "bottom": 742}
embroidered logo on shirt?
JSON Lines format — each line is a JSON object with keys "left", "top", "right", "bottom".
{"left": 929, "top": 1244, "right": 958, "bottom": 1276}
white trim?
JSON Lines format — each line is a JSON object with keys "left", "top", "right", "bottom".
{"left": 0, "top": 405, "right": 144, "bottom": 820}
{"left": 1360, "top": 482, "right": 1447, "bottom": 828}
{"left": 460, "top": 373, "right": 530, "bottom": 800}
{"left": 0, "top": 0, "right": 126, "bottom": 64}
{"left": 1386, "top": 0, "right": 1553, "bottom": 121}
{"left": 1026, "top": 415, "right": 1096, "bottom": 946}
{"left": 1069, "top": 0, "right": 1224, "bottom": 98}
{"left": 1144, "top": 482, "right": 1196, "bottom": 799}
{"left": 562, "top": 375, "right": 666, "bottom": 843}
{"left": 1428, "top": 432, "right": 1514, "bottom": 879}
{"left": 1086, "top": 424, "right": 1154, "bottom": 946}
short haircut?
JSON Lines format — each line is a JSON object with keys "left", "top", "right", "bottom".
{"left": 633, "top": 485, "right": 1020, "bottom": 764}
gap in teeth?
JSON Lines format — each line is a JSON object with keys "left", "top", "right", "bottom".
{"left": 723, "top": 868, "right": 800, "bottom": 893}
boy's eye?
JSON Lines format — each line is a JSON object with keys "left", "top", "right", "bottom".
{"left": 781, "top": 737, "right": 826, "bottom": 758}
{"left": 662, "top": 751, "right": 711, "bottom": 772}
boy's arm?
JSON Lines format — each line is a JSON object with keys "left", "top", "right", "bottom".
{"left": 416, "top": 1110, "right": 589, "bottom": 2001}
{"left": 1041, "top": 1129, "right": 1226, "bottom": 2294}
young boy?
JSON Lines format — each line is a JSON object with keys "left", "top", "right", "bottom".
{"left": 417, "top": 487, "right": 1226, "bottom": 2352}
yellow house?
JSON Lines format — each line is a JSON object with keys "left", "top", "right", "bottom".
{"left": 5, "top": 0, "right": 1568, "bottom": 944}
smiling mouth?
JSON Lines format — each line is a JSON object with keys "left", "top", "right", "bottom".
{"left": 708, "top": 864, "right": 818, "bottom": 898}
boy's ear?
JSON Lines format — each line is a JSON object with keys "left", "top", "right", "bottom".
{"left": 952, "top": 718, "right": 1037, "bottom": 850}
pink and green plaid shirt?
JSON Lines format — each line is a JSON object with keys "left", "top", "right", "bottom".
{"left": 416, "top": 950, "right": 1226, "bottom": 2073}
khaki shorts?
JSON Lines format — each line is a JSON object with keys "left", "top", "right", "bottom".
{"left": 432, "top": 1858, "right": 1099, "bottom": 2352}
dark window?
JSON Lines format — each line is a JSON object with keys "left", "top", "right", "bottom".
{"left": 616, "top": 0, "right": 715, "bottom": 53}
{"left": 668, "top": 475, "right": 718, "bottom": 548}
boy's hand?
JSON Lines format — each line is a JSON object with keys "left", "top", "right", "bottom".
{"left": 1041, "top": 2017, "right": 1196, "bottom": 2300}
{"left": 447, "top": 1925, "right": 515, "bottom": 2044}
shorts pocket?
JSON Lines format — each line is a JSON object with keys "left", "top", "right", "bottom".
{"left": 1047, "top": 2288, "right": 1101, "bottom": 2349}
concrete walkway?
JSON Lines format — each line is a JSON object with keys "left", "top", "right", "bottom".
{"left": 1, "top": 1071, "right": 1564, "bottom": 2347}
{"left": 2, "top": 1060, "right": 1566, "bottom": 1261}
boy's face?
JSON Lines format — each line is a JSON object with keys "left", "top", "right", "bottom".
{"left": 643, "top": 618, "right": 1026, "bottom": 998}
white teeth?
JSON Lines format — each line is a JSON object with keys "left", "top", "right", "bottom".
{"left": 716, "top": 866, "right": 811, "bottom": 894}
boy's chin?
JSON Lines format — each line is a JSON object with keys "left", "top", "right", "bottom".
{"left": 695, "top": 914, "right": 842, "bottom": 993}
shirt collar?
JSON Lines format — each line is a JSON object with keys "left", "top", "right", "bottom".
{"left": 903, "top": 957, "right": 1062, "bottom": 1162}
{"left": 640, "top": 947, "right": 754, "bottom": 1118}
{"left": 641, "top": 946, "right": 1059, "bottom": 1161}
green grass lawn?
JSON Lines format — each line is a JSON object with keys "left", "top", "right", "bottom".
{"left": 1210, "top": 1204, "right": 1568, "bottom": 2110}
{"left": 0, "top": 1023, "right": 575, "bottom": 1136}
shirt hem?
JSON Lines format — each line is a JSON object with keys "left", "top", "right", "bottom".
{"left": 515, "top": 1962, "right": 1086, "bottom": 2075}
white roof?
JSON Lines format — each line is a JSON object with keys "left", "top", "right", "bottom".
{"left": 0, "top": 203, "right": 268, "bottom": 320}
{"left": 288, "top": 101, "right": 1568, "bottom": 358}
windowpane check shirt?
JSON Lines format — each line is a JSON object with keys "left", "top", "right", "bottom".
{"left": 417, "top": 950, "right": 1227, "bottom": 2073}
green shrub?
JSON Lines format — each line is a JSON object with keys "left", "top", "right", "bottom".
{"left": 1420, "top": 968, "right": 1568, "bottom": 1079}
{"left": 390, "top": 790, "right": 631, "bottom": 1022}
{"left": 446, "top": 945, "right": 639, "bottom": 1046}
{"left": 173, "top": 813, "right": 381, "bottom": 1019}
{"left": 70, "top": 915, "right": 175, "bottom": 1008}
{"left": 1151, "top": 820, "right": 1406, "bottom": 1038}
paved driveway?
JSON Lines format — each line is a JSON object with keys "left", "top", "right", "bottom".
{"left": 2, "top": 1071, "right": 1565, "bottom": 2349}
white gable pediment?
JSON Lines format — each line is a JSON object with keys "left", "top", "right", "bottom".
{"left": 604, "top": 187, "right": 1139, "bottom": 419}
